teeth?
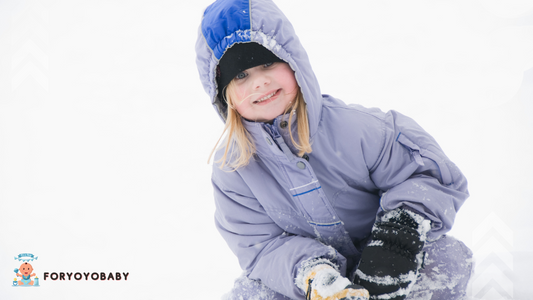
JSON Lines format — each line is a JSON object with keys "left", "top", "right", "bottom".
{"left": 256, "top": 91, "right": 276, "bottom": 103}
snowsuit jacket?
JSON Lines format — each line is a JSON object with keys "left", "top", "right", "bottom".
{"left": 195, "top": 0, "right": 469, "bottom": 299}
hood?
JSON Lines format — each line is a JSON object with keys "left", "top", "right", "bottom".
{"left": 195, "top": 0, "right": 323, "bottom": 137}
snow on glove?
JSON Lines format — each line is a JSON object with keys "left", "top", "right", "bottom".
{"left": 354, "top": 208, "right": 430, "bottom": 300}
{"left": 303, "top": 264, "right": 369, "bottom": 300}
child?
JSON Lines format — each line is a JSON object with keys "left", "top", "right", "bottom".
{"left": 16, "top": 262, "right": 36, "bottom": 286}
{"left": 195, "top": 0, "right": 473, "bottom": 299}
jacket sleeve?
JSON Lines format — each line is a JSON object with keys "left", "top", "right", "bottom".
{"left": 367, "top": 110, "right": 468, "bottom": 241}
{"left": 212, "top": 170, "right": 346, "bottom": 299}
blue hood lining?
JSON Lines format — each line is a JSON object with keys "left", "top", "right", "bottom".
{"left": 202, "top": 0, "right": 252, "bottom": 59}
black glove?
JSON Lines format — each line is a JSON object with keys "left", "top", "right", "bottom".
{"left": 353, "top": 208, "right": 429, "bottom": 300}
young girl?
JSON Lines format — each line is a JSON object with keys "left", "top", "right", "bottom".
{"left": 196, "top": 0, "right": 473, "bottom": 299}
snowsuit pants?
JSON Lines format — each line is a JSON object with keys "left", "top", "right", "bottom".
{"left": 223, "top": 235, "right": 473, "bottom": 300}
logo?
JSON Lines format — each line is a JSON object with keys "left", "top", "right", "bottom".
{"left": 13, "top": 253, "right": 40, "bottom": 287}
{"left": 11, "top": 252, "right": 130, "bottom": 287}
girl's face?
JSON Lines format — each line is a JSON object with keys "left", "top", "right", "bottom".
{"left": 229, "top": 62, "right": 298, "bottom": 123}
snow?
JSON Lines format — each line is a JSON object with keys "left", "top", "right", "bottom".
{"left": 310, "top": 267, "right": 352, "bottom": 298}
{"left": 355, "top": 269, "right": 418, "bottom": 287}
{"left": 380, "top": 208, "right": 431, "bottom": 242}
{"left": 1, "top": 0, "right": 532, "bottom": 299}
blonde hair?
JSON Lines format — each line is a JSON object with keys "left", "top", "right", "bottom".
{"left": 209, "top": 81, "right": 312, "bottom": 171}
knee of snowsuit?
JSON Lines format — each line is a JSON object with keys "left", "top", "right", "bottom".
{"left": 224, "top": 235, "right": 473, "bottom": 300}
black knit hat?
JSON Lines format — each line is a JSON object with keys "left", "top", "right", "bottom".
{"left": 217, "top": 42, "right": 283, "bottom": 101}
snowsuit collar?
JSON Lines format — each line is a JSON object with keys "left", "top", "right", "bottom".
{"left": 243, "top": 112, "right": 300, "bottom": 159}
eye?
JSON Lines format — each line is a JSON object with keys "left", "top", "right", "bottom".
{"left": 235, "top": 71, "right": 247, "bottom": 80}
{"left": 263, "top": 62, "right": 274, "bottom": 67}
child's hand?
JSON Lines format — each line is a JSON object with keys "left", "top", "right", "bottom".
{"left": 354, "top": 208, "right": 429, "bottom": 300}
{"left": 303, "top": 264, "right": 369, "bottom": 300}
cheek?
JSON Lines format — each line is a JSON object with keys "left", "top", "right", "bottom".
{"left": 277, "top": 70, "right": 298, "bottom": 92}
{"left": 287, "top": 79, "right": 298, "bottom": 94}
{"left": 233, "top": 91, "right": 251, "bottom": 115}
{"left": 233, "top": 86, "right": 248, "bottom": 106}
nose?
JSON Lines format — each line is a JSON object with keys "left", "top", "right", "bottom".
{"left": 252, "top": 72, "right": 270, "bottom": 90}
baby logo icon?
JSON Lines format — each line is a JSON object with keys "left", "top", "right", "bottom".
{"left": 13, "top": 253, "right": 40, "bottom": 287}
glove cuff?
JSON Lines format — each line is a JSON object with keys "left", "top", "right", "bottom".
{"left": 296, "top": 258, "right": 338, "bottom": 292}
{"left": 302, "top": 264, "right": 362, "bottom": 300}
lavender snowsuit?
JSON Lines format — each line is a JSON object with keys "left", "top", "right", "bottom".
{"left": 195, "top": 0, "right": 473, "bottom": 299}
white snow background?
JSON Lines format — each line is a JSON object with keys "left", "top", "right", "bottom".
{"left": 0, "top": 0, "right": 532, "bottom": 299}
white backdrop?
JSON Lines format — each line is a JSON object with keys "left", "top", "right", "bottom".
{"left": 1, "top": 0, "right": 532, "bottom": 299}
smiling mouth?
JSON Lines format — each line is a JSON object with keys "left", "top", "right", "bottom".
{"left": 254, "top": 89, "right": 280, "bottom": 104}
